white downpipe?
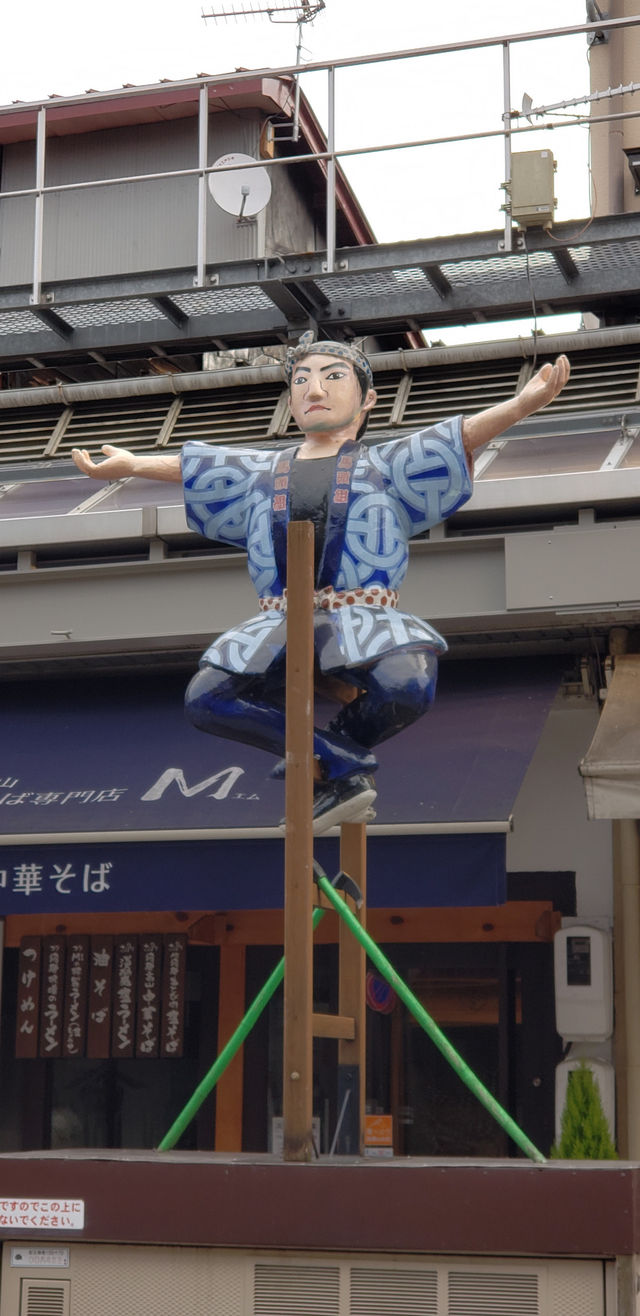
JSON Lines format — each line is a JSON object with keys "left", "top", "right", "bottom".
{"left": 6, "top": 324, "right": 640, "bottom": 411}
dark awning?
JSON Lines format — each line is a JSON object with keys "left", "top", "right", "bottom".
{"left": 580, "top": 653, "right": 640, "bottom": 818}
{"left": 0, "top": 659, "right": 561, "bottom": 913}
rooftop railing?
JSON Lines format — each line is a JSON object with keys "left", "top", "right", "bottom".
{"left": 1, "top": 14, "right": 640, "bottom": 308}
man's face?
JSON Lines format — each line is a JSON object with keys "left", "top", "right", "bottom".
{"left": 288, "top": 353, "right": 376, "bottom": 436}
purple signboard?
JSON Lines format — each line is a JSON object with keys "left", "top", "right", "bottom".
{"left": 0, "top": 661, "right": 560, "bottom": 833}
{"left": 0, "top": 660, "right": 561, "bottom": 913}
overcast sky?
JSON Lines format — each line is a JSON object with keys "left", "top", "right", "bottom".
{"left": 3, "top": 1, "right": 592, "bottom": 342}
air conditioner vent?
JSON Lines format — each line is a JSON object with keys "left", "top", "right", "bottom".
{"left": 254, "top": 1263, "right": 340, "bottom": 1314}
{"left": 350, "top": 1265, "right": 438, "bottom": 1313}
{"left": 20, "top": 1278, "right": 70, "bottom": 1316}
{"left": 448, "top": 1269, "right": 539, "bottom": 1314}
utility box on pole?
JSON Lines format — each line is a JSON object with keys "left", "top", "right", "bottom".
{"left": 509, "top": 150, "right": 557, "bottom": 228}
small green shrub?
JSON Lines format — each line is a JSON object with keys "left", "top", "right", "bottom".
{"left": 550, "top": 1062, "right": 617, "bottom": 1159}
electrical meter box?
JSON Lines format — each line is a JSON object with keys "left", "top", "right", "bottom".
{"left": 509, "top": 149, "right": 556, "bottom": 228}
{"left": 553, "top": 926, "right": 613, "bottom": 1041}
{"left": 555, "top": 1056, "right": 615, "bottom": 1142}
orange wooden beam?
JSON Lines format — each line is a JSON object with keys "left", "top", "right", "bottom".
{"left": 4, "top": 901, "right": 560, "bottom": 949}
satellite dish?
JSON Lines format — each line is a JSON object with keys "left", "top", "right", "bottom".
{"left": 208, "top": 153, "right": 272, "bottom": 218}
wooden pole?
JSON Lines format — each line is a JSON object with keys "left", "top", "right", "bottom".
{"left": 214, "top": 944, "right": 246, "bottom": 1152}
{"left": 337, "top": 821, "right": 367, "bottom": 1153}
{"left": 282, "top": 520, "right": 315, "bottom": 1162}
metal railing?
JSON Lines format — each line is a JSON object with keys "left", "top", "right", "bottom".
{"left": 1, "top": 13, "right": 639, "bottom": 305}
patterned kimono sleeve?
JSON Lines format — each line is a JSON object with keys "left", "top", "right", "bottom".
{"left": 180, "top": 440, "right": 268, "bottom": 550}
{"left": 371, "top": 416, "right": 473, "bottom": 536}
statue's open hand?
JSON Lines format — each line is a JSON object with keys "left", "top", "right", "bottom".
{"left": 518, "top": 354, "right": 570, "bottom": 419}
{"left": 71, "top": 444, "right": 136, "bottom": 480}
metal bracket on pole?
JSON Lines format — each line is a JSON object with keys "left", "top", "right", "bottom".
{"left": 313, "top": 860, "right": 363, "bottom": 909}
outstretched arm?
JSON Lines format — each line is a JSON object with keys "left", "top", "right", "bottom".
{"left": 462, "top": 354, "right": 570, "bottom": 458}
{"left": 72, "top": 444, "right": 182, "bottom": 482}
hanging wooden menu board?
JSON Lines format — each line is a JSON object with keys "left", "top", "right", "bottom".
{"left": 15, "top": 937, "right": 41, "bottom": 1060}
{"left": 111, "top": 937, "right": 138, "bottom": 1059}
{"left": 39, "top": 936, "right": 66, "bottom": 1059}
{"left": 86, "top": 934, "right": 114, "bottom": 1060}
{"left": 160, "top": 935, "right": 186, "bottom": 1058}
{"left": 15, "top": 932, "right": 187, "bottom": 1060}
{"left": 135, "top": 935, "right": 163, "bottom": 1058}
{"left": 62, "top": 935, "right": 89, "bottom": 1058}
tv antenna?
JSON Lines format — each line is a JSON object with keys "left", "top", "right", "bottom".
{"left": 208, "top": 152, "right": 272, "bottom": 221}
{"left": 202, "top": 1, "right": 326, "bottom": 141}
{"left": 202, "top": 2, "right": 325, "bottom": 22}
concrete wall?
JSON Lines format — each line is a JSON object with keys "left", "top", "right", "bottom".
{"left": 589, "top": 0, "right": 640, "bottom": 215}
{"left": 508, "top": 703, "right": 612, "bottom": 920}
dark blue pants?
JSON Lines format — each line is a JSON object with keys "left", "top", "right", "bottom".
{"left": 185, "top": 650, "right": 438, "bottom": 780}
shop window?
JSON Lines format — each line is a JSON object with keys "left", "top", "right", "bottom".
{"left": 0, "top": 945, "right": 220, "bottom": 1152}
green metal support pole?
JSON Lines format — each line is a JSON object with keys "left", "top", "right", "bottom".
{"left": 157, "top": 907, "right": 326, "bottom": 1152}
{"left": 316, "top": 873, "right": 546, "bottom": 1164}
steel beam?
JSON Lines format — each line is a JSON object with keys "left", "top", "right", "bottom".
{"left": 29, "top": 307, "right": 74, "bottom": 339}
{"left": 260, "top": 278, "right": 328, "bottom": 322}
{"left": 0, "top": 214, "right": 639, "bottom": 364}
{"left": 150, "top": 297, "right": 189, "bottom": 329}
{"left": 0, "top": 309, "right": 289, "bottom": 366}
{"left": 551, "top": 247, "right": 580, "bottom": 284}
{"left": 422, "top": 264, "right": 452, "bottom": 299}
{"left": 0, "top": 213, "right": 637, "bottom": 312}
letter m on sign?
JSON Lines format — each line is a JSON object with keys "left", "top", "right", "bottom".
{"left": 141, "top": 767, "right": 244, "bottom": 802}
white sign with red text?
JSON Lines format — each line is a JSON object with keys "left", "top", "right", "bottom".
{"left": 0, "top": 1200, "right": 84, "bottom": 1230}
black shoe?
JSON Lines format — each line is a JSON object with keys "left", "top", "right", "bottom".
{"left": 277, "top": 773, "right": 377, "bottom": 834}
{"left": 311, "top": 773, "right": 377, "bottom": 835}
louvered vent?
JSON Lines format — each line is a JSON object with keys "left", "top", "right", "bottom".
{"left": 401, "top": 360, "right": 523, "bottom": 427}
{"left": 2, "top": 340, "right": 640, "bottom": 469}
{"left": 535, "top": 344, "right": 640, "bottom": 414}
{"left": 350, "top": 1266, "right": 438, "bottom": 1314}
{"left": 20, "top": 1279, "right": 70, "bottom": 1316}
{"left": 254, "top": 1263, "right": 340, "bottom": 1315}
{"left": 0, "top": 406, "right": 64, "bottom": 462}
{"left": 55, "top": 397, "right": 174, "bottom": 460}
{"left": 360, "top": 371, "right": 403, "bottom": 432}
{"left": 170, "top": 385, "right": 283, "bottom": 448}
{"left": 448, "top": 1269, "right": 538, "bottom": 1315}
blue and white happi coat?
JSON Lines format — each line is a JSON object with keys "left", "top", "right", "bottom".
{"left": 181, "top": 418, "right": 472, "bottom": 676}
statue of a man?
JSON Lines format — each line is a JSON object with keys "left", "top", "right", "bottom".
{"left": 72, "top": 334, "right": 569, "bottom": 831}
